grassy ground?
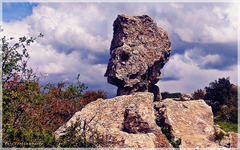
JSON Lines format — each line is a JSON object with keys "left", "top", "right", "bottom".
{"left": 214, "top": 118, "right": 238, "bottom": 133}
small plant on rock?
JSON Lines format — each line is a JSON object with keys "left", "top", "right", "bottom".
{"left": 215, "top": 130, "right": 226, "bottom": 141}
{"left": 58, "top": 120, "right": 104, "bottom": 148}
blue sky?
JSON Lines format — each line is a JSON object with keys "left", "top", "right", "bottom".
{"left": 2, "top": 2, "right": 238, "bottom": 97}
{"left": 3, "top": 2, "right": 38, "bottom": 22}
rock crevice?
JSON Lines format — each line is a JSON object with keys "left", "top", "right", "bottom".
{"left": 154, "top": 99, "right": 220, "bottom": 148}
{"left": 55, "top": 92, "right": 172, "bottom": 148}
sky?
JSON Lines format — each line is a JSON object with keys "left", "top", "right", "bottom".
{"left": 1, "top": 1, "right": 239, "bottom": 97}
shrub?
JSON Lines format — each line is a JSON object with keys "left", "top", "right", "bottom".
{"left": 2, "top": 77, "right": 107, "bottom": 147}
{"left": 58, "top": 121, "right": 104, "bottom": 148}
{"left": 161, "top": 92, "right": 182, "bottom": 99}
{"left": 204, "top": 77, "right": 236, "bottom": 112}
{"left": 2, "top": 33, "right": 108, "bottom": 148}
{"left": 204, "top": 77, "right": 238, "bottom": 124}
{"left": 2, "top": 33, "right": 43, "bottom": 84}
{"left": 193, "top": 89, "right": 205, "bottom": 99}
{"left": 161, "top": 126, "right": 181, "bottom": 148}
{"left": 3, "top": 79, "right": 57, "bottom": 147}
{"left": 214, "top": 117, "right": 238, "bottom": 133}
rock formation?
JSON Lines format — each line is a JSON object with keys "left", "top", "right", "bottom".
{"left": 55, "top": 93, "right": 238, "bottom": 148}
{"left": 154, "top": 99, "right": 220, "bottom": 148}
{"left": 55, "top": 92, "right": 172, "bottom": 148}
{"left": 104, "top": 14, "right": 171, "bottom": 101}
{"left": 54, "top": 14, "right": 238, "bottom": 149}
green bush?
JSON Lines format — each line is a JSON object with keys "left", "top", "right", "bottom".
{"left": 2, "top": 33, "right": 108, "bottom": 148}
{"left": 214, "top": 118, "right": 238, "bottom": 133}
{"left": 2, "top": 77, "right": 107, "bottom": 147}
{"left": 161, "top": 126, "right": 181, "bottom": 148}
{"left": 204, "top": 77, "right": 238, "bottom": 124}
{"left": 2, "top": 33, "right": 43, "bottom": 84}
{"left": 58, "top": 121, "right": 104, "bottom": 148}
{"left": 193, "top": 89, "right": 205, "bottom": 99}
{"left": 204, "top": 77, "right": 237, "bottom": 114}
{"left": 161, "top": 92, "right": 182, "bottom": 99}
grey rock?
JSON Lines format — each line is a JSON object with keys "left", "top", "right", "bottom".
{"left": 123, "top": 104, "right": 152, "bottom": 134}
{"left": 55, "top": 92, "right": 172, "bottom": 148}
{"left": 104, "top": 14, "right": 171, "bottom": 100}
{"left": 155, "top": 99, "right": 221, "bottom": 148}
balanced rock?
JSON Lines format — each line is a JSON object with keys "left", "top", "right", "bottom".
{"left": 154, "top": 99, "right": 220, "bottom": 148}
{"left": 55, "top": 92, "right": 172, "bottom": 148}
{"left": 104, "top": 14, "right": 171, "bottom": 100}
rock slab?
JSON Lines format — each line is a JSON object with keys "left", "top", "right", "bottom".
{"left": 55, "top": 92, "right": 172, "bottom": 148}
{"left": 154, "top": 99, "right": 220, "bottom": 148}
{"left": 218, "top": 131, "right": 239, "bottom": 148}
{"left": 104, "top": 14, "right": 171, "bottom": 100}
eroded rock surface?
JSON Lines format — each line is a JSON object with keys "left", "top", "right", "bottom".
{"left": 55, "top": 92, "right": 172, "bottom": 148}
{"left": 217, "top": 131, "right": 239, "bottom": 148}
{"left": 104, "top": 14, "right": 171, "bottom": 100}
{"left": 229, "top": 132, "right": 239, "bottom": 148}
{"left": 154, "top": 99, "right": 220, "bottom": 148}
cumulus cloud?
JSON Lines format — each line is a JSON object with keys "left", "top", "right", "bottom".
{"left": 2, "top": 2, "right": 238, "bottom": 96}
{"left": 2, "top": 21, "right": 29, "bottom": 38}
{"left": 170, "top": 3, "right": 184, "bottom": 9}
{"left": 156, "top": 3, "right": 238, "bottom": 43}
{"left": 183, "top": 43, "right": 237, "bottom": 70}
{"left": 159, "top": 53, "right": 238, "bottom": 93}
{"left": 184, "top": 48, "right": 222, "bottom": 69}
{"left": 25, "top": 3, "right": 110, "bottom": 53}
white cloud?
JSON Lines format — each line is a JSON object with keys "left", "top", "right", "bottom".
{"left": 175, "top": 27, "right": 195, "bottom": 43}
{"left": 201, "top": 54, "right": 221, "bottom": 67}
{"left": 157, "top": 3, "right": 237, "bottom": 43}
{"left": 40, "top": 63, "right": 65, "bottom": 74}
{"left": 2, "top": 17, "right": 107, "bottom": 86}
{"left": 184, "top": 48, "right": 222, "bottom": 69}
{"left": 25, "top": 3, "right": 110, "bottom": 53}
{"left": 213, "top": 7, "right": 225, "bottom": 19}
{"left": 222, "top": 3, "right": 238, "bottom": 30}
{"left": 2, "top": 2, "right": 238, "bottom": 96}
{"left": 2, "top": 21, "right": 29, "bottom": 37}
{"left": 159, "top": 53, "right": 238, "bottom": 93}
{"left": 202, "top": 24, "right": 237, "bottom": 43}
{"left": 156, "top": 18, "right": 173, "bottom": 35}
{"left": 170, "top": 3, "right": 184, "bottom": 9}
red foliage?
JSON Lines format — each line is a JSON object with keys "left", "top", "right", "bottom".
{"left": 4, "top": 80, "right": 107, "bottom": 132}
{"left": 30, "top": 109, "right": 35, "bottom": 115}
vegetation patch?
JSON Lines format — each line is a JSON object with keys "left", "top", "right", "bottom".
{"left": 58, "top": 121, "right": 104, "bottom": 147}
{"left": 161, "top": 92, "right": 182, "bottom": 99}
{"left": 161, "top": 126, "right": 181, "bottom": 148}
{"left": 214, "top": 118, "right": 238, "bottom": 133}
{"left": 214, "top": 130, "right": 226, "bottom": 141}
{"left": 193, "top": 77, "right": 238, "bottom": 133}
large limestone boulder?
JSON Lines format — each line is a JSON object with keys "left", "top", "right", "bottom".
{"left": 104, "top": 14, "right": 171, "bottom": 101}
{"left": 154, "top": 99, "right": 220, "bottom": 148}
{"left": 55, "top": 92, "right": 172, "bottom": 148}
